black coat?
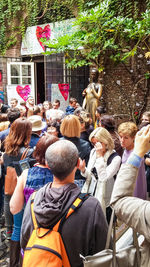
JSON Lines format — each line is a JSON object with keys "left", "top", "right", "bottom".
{"left": 62, "top": 136, "right": 91, "bottom": 180}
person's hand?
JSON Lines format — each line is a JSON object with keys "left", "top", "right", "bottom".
{"left": 134, "top": 125, "right": 150, "bottom": 158}
{"left": 78, "top": 158, "right": 86, "bottom": 173}
{"left": 95, "top": 142, "right": 105, "bottom": 157}
{"left": 145, "top": 157, "right": 150, "bottom": 166}
{"left": 82, "top": 89, "right": 87, "bottom": 97}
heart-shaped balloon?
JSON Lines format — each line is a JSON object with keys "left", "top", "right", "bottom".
{"left": 58, "top": 84, "right": 69, "bottom": 101}
{"left": 36, "top": 25, "right": 51, "bottom": 51}
{"left": 16, "top": 85, "right": 31, "bottom": 101}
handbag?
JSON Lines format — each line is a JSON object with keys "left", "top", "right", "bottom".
{"left": 81, "top": 209, "right": 141, "bottom": 267}
{"left": 4, "top": 147, "right": 30, "bottom": 195}
{"left": 82, "top": 168, "right": 97, "bottom": 195}
{"left": 82, "top": 167, "right": 106, "bottom": 214}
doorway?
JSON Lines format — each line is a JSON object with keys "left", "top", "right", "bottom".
{"left": 36, "top": 62, "right": 45, "bottom": 104}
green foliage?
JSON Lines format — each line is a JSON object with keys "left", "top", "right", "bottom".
{"left": 43, "top": 1, "right": 150, "bottom": 69}
{"left": 0, "top": 0, "right": 101, "bottom": 54}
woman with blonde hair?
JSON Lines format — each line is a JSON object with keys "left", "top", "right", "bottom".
{"left": 60, "top": 115, "right": 91, "bottom": 189}
{"left": 79, "top": 127, "right": 121, "bottom": 223}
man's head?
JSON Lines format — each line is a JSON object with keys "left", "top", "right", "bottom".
{"left": 52, "top": 99, "right": 60, "bottom": 109}
{"left": 10, "top": 98, "right": 18, "bottom": 108}
{"left": 69, "top": 98, "right": 77, "bottom": 108}
{"left": 141, "top": 111, "right": 150, "bottom": 123}
{"left": 43, "top": 101, "right": 51, "bottom": 111}
{"left": 118, "top": 122, "right": 138, "bottom": 150}
{"left": 45, "top": 140, "right": 79, "bottom": 181}
{"left": 27, "top": 96, "right": 34, "bottom": 107}
{"left": 91, "top": 68, "right": 99, "bottom": 83}
{"left": 7, "top": 108, "right": 20, "bottom": 123}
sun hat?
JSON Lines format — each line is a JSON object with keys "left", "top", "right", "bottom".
{"left": 28, "top": 115, "right": 46, "bottom": 132}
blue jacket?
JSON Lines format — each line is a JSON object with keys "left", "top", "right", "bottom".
{"left": 65, "top": 106, "right": 75, "bottom": 115}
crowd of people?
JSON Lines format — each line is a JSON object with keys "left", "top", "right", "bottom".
{"left": 0, "top": 95, "right": 150, "bottom": 267}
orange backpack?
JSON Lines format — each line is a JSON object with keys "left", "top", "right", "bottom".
{"left": 23, "top": 192, "right": 89, "bottom": 267}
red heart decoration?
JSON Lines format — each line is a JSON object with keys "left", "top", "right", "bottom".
{"left": 58, "top": 84, "right": 69, "bottom": 101}
{"left": 16, "top": 85, "right": 31, "bottom": 101}
{"left": 36, "top": 25, "right": 51, "bottom": 51}
{"left": 0, "top": 71, "right": 2, "bottom": 82}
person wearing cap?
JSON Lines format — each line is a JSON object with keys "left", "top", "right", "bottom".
{"left": 28, "top": 115, "right": 46, "bottom": 148}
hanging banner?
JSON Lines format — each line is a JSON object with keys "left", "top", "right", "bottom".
{"left": 36, "top": 25, "right": 51, "bottom": 51}
{"left": 51, "top": 84, "right": 69, "bottom": 112}
{"left": 0, "top": 70, "right": 2, "bottom": 83}
{"left": 58, "top": 84, "right": 69, "bottom": 101}
{"left": 21, "top": 19, "right": 76, "bottom": 55}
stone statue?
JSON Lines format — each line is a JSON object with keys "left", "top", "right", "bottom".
{"left": 82, "top": 68, "right": 102, "bottom": 125}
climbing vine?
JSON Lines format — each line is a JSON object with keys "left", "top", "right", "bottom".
{"left": 0, "top": 0, "right": 100, "bottom": 55}
{"left": 43, "top": 0, "right": 150, "bottom": 122}
{"left": 0, "top": 0, "right": 75, "bottom": 55}
{"left": 44, "top": 1, "right": 150, "bottom": 70}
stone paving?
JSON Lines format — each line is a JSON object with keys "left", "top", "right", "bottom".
{"left": 0, "top": 216, "right": 9, "bottom": 267}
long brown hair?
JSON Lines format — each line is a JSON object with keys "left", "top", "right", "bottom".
{"left": 5, "top": 118, "right": 32, "bottom": 155}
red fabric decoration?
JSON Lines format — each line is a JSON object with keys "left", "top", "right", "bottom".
{"left": 58, "top": 84, "right": 69, "bottom": 101}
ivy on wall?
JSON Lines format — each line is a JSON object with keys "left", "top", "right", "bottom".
{"left": 0, "top": 0, "right": 72, "bottom": 55}
{"left": 0, "top": 0, "right": 100, "bottom": 55}
{"left": 44, "top": 0, "right": 150, "bottom": 70}
{"left": 43, "top": 0, "right": 150, "bottom": 122}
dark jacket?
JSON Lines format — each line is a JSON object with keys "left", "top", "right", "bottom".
{"left": 61, "top": 136, "right": 91, "bottom": 180}
{"left": 21, "top": 183, "right": 108, "bottom": 267}
{"left": 0, "top": 125, "right": 10, "bottom": 143}
{"left": 0, "top": 103, "right": 10, "bottom": 113}
{"left": 29, "top": 133, "right": 40, "bottom": 148}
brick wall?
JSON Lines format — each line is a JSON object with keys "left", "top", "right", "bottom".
{"left": 100, "top": 54, "right": 150, "bottom": 123}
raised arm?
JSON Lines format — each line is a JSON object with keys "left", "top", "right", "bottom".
{"left": 91, "top": 83, "right": 102, "bottom": 100}
{"left": 10, "top": 169, "right": 28, "bottom": 214}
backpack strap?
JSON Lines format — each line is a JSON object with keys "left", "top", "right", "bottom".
{"left": 30, "top": 191, "right": 38, "bottom": 229}
{"left": 21, "top": 147, "right": 30, "bottom": 160}
{"left": 107, "top": 152, "right": 119, "bottom": 180}
{"left": 107, "top": 152, "right": 118, "bottom": 166}
{"left": 53, "top": 193, "right": 89, "bottom": 232}
{"left": 30, "top": 191, "right": 89, "bottom": 232}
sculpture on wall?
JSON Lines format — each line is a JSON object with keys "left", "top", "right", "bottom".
{"left": 82, "top": 68, "right": 102, "bottom": 125}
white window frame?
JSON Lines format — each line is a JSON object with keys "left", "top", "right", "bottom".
{"left": 7, "top": 62, "right": 34, "bottom": 89}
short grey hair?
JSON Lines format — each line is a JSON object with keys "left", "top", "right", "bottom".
{"left": 45, "top": 140, "right": 79, "bottom": 180}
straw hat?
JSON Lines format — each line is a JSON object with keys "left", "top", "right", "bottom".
{"left": 28, "top": 115, "right": 46, "bottom": 132}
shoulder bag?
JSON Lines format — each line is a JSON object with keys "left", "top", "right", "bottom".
{"left": 80, "top": 209, "right": 141, "bottom": 267}
{"left": 4, "top": 147, "right": 30, "bottom": 195}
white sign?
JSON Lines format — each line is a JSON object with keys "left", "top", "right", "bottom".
{"left": 7, "top": 85, "right": 34, "bottom": 106}
{"left": 51, "top": 84, "right": 69, "bottom": 112}
{"left": 21, "top": 19, "right": 76, "bottom": 56}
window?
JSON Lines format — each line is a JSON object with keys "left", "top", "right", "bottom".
{"left": 7, "top": 62, "right": 35, "bottom": 105}
{"left": 7, "top": 62, "right": 34, "bottom": 86}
